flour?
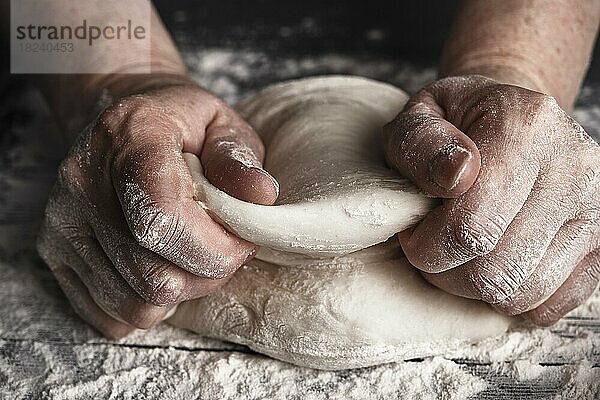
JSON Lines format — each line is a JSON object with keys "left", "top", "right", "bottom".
{"left": 214, "top": 140, "right": 261, "bottom": 169}
{"left": 183, "top": 48, "right": 438, "bottom": 105}
{"left": 555, "top": 361, "right": 600, "bottom": 399}
{"left": 27, "top": 342, "right": 488, "bottom": 400}
{"left": 509, "top": 359, "right": 547, "bottom": 381}
{"left": 1, "top": 45, "right": 599, "bottom": 397}
{"left": 208, "top": 355, "right": 487, "bottom": 400}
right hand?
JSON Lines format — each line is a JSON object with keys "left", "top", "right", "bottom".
{"left": 37, "top": 79, "right": 279, "bottom": 338}
{"left": 384, "top": 76, "right": 600, "bottom": 325}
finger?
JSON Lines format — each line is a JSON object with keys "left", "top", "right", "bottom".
{"left": 111, "top": 133, "right": 255, "bottom": 278}
{"left": 134, "top": 85, "right": 279, "bottom": 204}
{"left": 71, "top": 238, "right": 174, "bottom": 328}
{"left": 51, "top": 263, "right": 135, "bottom": 339}
{"left": 383, "top": 89, "right": 481, "bottom": 198}
{"left": 201, "top": 114, "right": 279, "bottom": 205}
{"left": 44, "top": 228, "right": 173, "bottom": 328}
{"left": 524, "top": 249, "right": 600, "bottom": 326}
{"left": 421, "top": 180, "right": 574, "bottom": 302}
{"left": 93, "top": 216, "right": 231, "bottom": 307}
{"left": 399, "top": 110, "right": 554, "bottom": 272}
{"left": 494, "top": 218, "right": 598, "bottom": 315}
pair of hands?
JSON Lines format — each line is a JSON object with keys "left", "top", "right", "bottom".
{"left": 37, "top": 75, "right": 600, "bottom": 338}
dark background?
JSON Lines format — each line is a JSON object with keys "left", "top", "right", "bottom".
{"left": 151, "top": 0, "right": 600, "bottom": 82}
{"left": 154, "top": 0, "right": 457, "bottom": 60}
{"left": 1, "top": 1, "right": 599, "bottom": 87}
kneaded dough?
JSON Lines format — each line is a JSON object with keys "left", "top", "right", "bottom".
{"left": 169, "top": 76, "right": 512, "bottom": 370}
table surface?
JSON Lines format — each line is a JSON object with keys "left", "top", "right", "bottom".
{"left": 2, "top": 2, "right": 600, "bottom": 398}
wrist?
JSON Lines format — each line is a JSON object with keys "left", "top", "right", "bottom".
{"left": 47, "top": 69, "right": 195, "bottom": 143}
{"left": 439, "top": 54, "right": 550, "bottom": 95}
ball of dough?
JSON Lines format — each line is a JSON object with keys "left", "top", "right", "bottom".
{"left": 170, "top": 76, "right": 512, "bottom": 370}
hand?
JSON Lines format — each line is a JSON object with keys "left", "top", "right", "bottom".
{"left": 384, "top": 75, "right": 600, "bottom": 326}
{"left": 37, "top": 80, "right": 279, "bottom": 338}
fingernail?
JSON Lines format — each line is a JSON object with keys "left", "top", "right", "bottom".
{"left": 215, "top": 139, "right": 261, "bottom": 169}
{"left": 250, "top": 166, "right": 280, "bottom": 198}
{"left": 429, "top": 144, "right": 472, "bottom": 190}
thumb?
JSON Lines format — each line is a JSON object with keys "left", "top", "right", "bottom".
{"left": 383, "top": 89, "right": 481, "bottom": 198}
{"left": 201, "top": 113, "right": 279, "bottom": 206}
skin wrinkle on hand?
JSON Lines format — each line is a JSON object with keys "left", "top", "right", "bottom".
{"left": 71, "top": 240, "right": 135, "bottom": 323}
{"left": 114, "top": 120, "right": 254, "bottom": 277}
{"left": 391, "top": 75, "right": 600, "bottom": 323}
{"left": 499, "top": 234, "right": 587, "bottom": 314}
{"left": 36, "top": 83, "right": 270, "bottom": 337}
{"left": 454, "top": 209, "right": 505, "bottom": 257}
{"left": 443, "top": 201, "right": 553, "bottom": 305}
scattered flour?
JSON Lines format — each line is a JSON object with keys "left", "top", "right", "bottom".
{"left": 28, "top": 344, "right": 487, "bottom": 400}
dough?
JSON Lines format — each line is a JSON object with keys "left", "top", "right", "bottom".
{"left": 185, "top": 76, "right": 434, "bottom": 256}
{"left": 169, "top": 76, "right": 512, "bottom": 370}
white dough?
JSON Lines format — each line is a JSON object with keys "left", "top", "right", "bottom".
{"left": 185, "top": 76, "right": 435, "bottom": 256}
{"left": 169, "top": 76, "right": 512, "bottom": 370}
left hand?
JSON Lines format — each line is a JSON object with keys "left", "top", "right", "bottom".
{"left": 383, "top": 75, "right": 600, "bottom": 326}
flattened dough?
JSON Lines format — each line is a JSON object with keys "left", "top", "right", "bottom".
{"left": 169, "top": 76, "right": 512, "bottom": 370}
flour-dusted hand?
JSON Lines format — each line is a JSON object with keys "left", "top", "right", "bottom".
{"left": 384, "top": 75, "right": 600, "bottom": 325}
{"left": 37, "top": 81, "right": 279, "bottom": 338}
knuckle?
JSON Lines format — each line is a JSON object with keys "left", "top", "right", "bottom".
{"left": 468, "top": 258, "right": 525, "bottom": 303}
{"left": 527, "top": 304, "right": 563, "bottom": 327}
{"left": 556, "top": 155, "right": 600, "bottom": 210}
{"left": 583, "top": 254, "right": 600, "bottom": 282}
{"left": 494, "top": 291, "right": 531, "bottom": 316}
{"left": 529, "top": 93, "right": 561, "bottom": 133}
{"left": 118, "top": 174, "right": 181, "bottom": 253}
{"left": 451, "top": 209, "right": 505, "bottom": 257}
{"left": 119, "top": 303, "right": 162, "bottom": 329}
{"left": 470, "top": 272, "right": 510, "bottom": 304}
{"left": 97, "top": 105, "right": 124, "bottom": 136}
{"left": 483, "top": 84, "right": 523, "bottom": 110}
{"left": 479, "top": 87, "right": 558, "bottom": 131}
{"left": 130, "top": 203, "right": 183, "bottom": 253}
{"left": 138, "top": 264, "right": 185, "bottom": 306}
{"left": 580, "top": 155, "right": 600, "bottom": 196}
{"left": 97, "top": 96, "right": 145, "bottom": 133}
{"left": 97, "top": 95, "right": 165, "bottom": 147}
{"left": 57, "top": 156, "right": 86, "bottom": 192}
{"left": 535, "top": 93, "right": 561, "bottom": 113}
{"left": 36, "top": 222, "right": 82, "bottom": 270}
{"left": 211, "top": 97, "right": 230, "bottom": 114}
{"left": 528, "top": 93, "right": 562, "bottom": 133}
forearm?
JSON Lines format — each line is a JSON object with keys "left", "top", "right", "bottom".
{"left": 440, "top": 0, "right": 600, "bottom": 111}
{"left": 35, "top": 1, "right": 190, "bottom": 140}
